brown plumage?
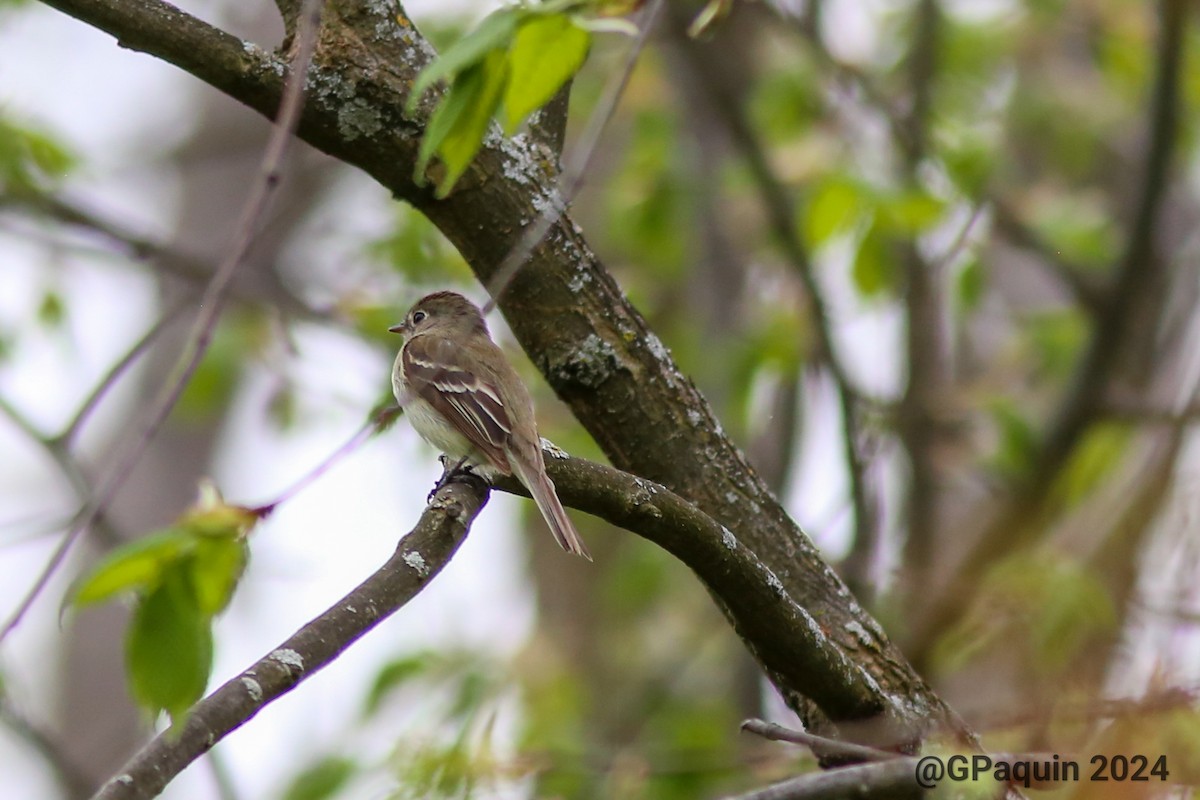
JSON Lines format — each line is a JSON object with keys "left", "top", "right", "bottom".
{"left": 389, "top": 291, "right": 591, "bottom": 560}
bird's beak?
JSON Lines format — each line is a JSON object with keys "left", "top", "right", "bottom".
{"left": 388, "top": 322, "right": 407, "bottom": 335}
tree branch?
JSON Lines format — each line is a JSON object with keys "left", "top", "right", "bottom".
{"left": 91, "top": 475, "right": 489, "bottom": 800}
{"left": 35, "top": 0, "right": 956, "bottom": 742}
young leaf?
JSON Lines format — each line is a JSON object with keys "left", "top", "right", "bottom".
{"left": 408, "top": 9, "right": 520, "bottom": 112}
{"left": 281, "top": 756, "right": 358, "bottom": 800}
{"left": 851, "top": 221, "right": 897, "bottom": 298}
{"left": 188, "top": 536, "right": 250, "bottom": 616}
{"left": 434, "top": 50, "right": 511, "bottom": 197}
{"left": 416, "top": 64, "right": 486, "bottom": 186}
{"left": 801, "top": 177, "right": 861, "bottom": 248}
{"left": 71, "top": 529, "right": 194, "bottom": 607}
{"left": 126, "top": 569, "right": 214, "bottom": 721}
{"left": 502, "top": 14, "right": 590, "bottom": 134}
{"left": 363, "top": 652, "right": 438, "bottom": 716}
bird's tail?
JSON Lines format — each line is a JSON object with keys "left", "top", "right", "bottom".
{"left": 512, "top": 455, "right": 591, "bottom": 561}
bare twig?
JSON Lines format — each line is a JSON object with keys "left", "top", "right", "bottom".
{"left": 895, "top": 0, "right": 945, "bottom": 586}
{"left": 0, "top": 695, "right": 94, "bottom": 798}
{"left": 720, "top": 757, "right": 922, "bottom": 800}
{"left": 0, "top": 192, "right": 322, "bottom": 320}
{"left": 0, "top": 395, "right": 96, "bottom": 523}
{"left": 740, "top": 719, "right": 894, "bottom": 763}
{"left": 58, "top": 303, "right": 189, "bottom": 447}
{"left": 250, "top": 405, "right": 401, "bottom": 515}
{"left": 479, "top": 0, "right": 664, "bottom": 314}
{"left": 0, "top": 0, "right": 325, "bottom": 643}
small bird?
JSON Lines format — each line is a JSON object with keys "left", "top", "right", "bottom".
{"left": 389, "top": 291, "right": 591, "bottom": 560}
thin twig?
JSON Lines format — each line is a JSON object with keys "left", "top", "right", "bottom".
{"left": 0, "top": 0, "right": 326, "bottom": 644}
{"left": 250, "top": 406, "right": 400, "bottom": 516}
{"left": 0, "top": 695, "right": 94, "bottom": 798}
{"left": 0, "top": 193, "right": 323, "bottom": 321}
{"left": 740, "top": 719, "right": 895, "bottom": 763}
{"left": 479, "top": 0, "right": 665, "bottom": 314}
{"left": 58, "top": 302, "right": 190, "bottom": 447}
{"left": 0, "top": 395, "right": 94, "bottom": 517}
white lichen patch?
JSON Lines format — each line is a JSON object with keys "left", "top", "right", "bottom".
{"left": 687, "top": 409, "right": 704, "bottom": 427}
{"left": 403, "top": 550, "right": 429, "bottom": 576}
{"left": 798, "top": 606, "right": 829, "bottom": 645}
{"left": 645, "top": 332, "right": 671, "bottom": 362}
{"left": 241, "top": 676, "right": 264, "bottom": 702}
{"left": 720, "top": 526, "right": 738, "bottom": 550}
{"left": 540, "top": 438, "right": 570, "bottom": 460}
{"left": 561, "top": 334, "right": 618, "bottom": 388}
{"left": 844, "top": 620, "right": 875, "bottom": 649}
{"left": 338, "top": 98, "right": 383, "bottom": 141}
{"left": 270, "top": 648, "right": 305, "bottom": 674}
{"left": 566, "top": 266, "right": 592, "bottom": 293}
{"left": 500, "top": 136, "right": 538, "bottom": 186}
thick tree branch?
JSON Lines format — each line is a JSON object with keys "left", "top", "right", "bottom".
{"left": 36, "top": 0, "right": 954, "bottom": 742}
{"left": 91, "top": 476, "right": 489, "bottom": 800}
{"left": 496, "top": 453, "right": 901, "bottom": 733}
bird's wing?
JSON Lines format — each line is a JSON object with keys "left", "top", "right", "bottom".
{"left": 401, "top": 335, "right": 512, "bottom": 472}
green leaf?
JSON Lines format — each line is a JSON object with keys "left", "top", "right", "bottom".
{"left": 37, "top": 291, "right": 65, "bottom": 328}
{"left": 956, "top": 257, "right": 984, "bottom": 311}
{"left": 1027, "top": 310, "right": 1087, "bottom": 379}
{"left": 806, "top": 177, "right": 864, "bottom": 247}
{"left": 851, "top": 221, "right": 897, "bottom": 298}
{"left": 409, "top": 9, "right": 520, "bottom": 112}
{"left": 281, "top": 756, "right": 358, "bottom": 800}
{"left": 363, "top": 652, "right": 437, "bottom": 716}
{"left": 188, "top": 536, "right": 249, "bottom": 616}
{"left": 126, "top": 569, "right": 213, "bottom": 721}
{"left": 71, "top": 529, "right": 194, "bottom": 607}
{"left": 987, "top": 398, "right": 1038, "bottom": 480}
{"left": 433, "top": 50, "right": 511, "bottom": 197}
{"left": 876, "top": 188, "right": 947, "bottom": 234}
{"left": 1051, "top": 422, "right": 1131, "bottom": 509}
{"left": 801, "top": 177, "right": 861, "bottom": 248}
{"left": 416, "top": 62, "right": 485, "bottom": 186}
{"left": 501, "top": 14, "right": 590, "bottom": 134}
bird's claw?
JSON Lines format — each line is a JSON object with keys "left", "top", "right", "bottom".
{"left": 428, "top": 456, "right": 474, "bottom": 502}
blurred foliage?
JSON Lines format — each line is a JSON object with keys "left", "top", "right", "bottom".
{"left": 0, "top": 114, "right": 75, "bottom": 195}
{"left": 280, "top": 756, "right": 359, "bottom": 800}
{"left": 176, "top": 310, "right": 271, "bottom": 423}
{"left": 932, "top": 551, "right": 1116, "bottom": 678}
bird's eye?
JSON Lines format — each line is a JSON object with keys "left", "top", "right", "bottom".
{"left": 411, "top": 310, "right": 427, "bottom": 324}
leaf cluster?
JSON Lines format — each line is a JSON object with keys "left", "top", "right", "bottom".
{"left": 410, "top": 3, "right": 594, "bottom": 196}
{"left": 69, "top": 484, "right": 257, "bottom": 722}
